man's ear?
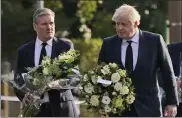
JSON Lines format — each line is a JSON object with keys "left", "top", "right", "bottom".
{"left": 33, "top": 23, "right": 37, "bottom": 31}
{"left": 135, "top": 20, "right": 140, "bottom": 26}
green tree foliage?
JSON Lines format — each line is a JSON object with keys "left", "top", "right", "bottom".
{"left": 92, "top": 0, "right": 167, "bottom": 38}
{"left": 2, "top": 0, "right": 168, "bottom": 66}
{"left": 2, "top": 0, "right": 168, "bottom": 116}
{"left": 72, "top": 38, "right": 102, "bottom": 73}
{"left": 45, "top": 0, "right": 63, "bottom": 11}
{"left": 1, "top": 0, "right": 35, "bottom": 63}
{"left": 69, "top": 0, "right": 101, "bottom": 39}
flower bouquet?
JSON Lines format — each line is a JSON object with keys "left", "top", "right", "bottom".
{"left": 1, "top": 49, "right": 80, "bottom": 117}
{"left": 80, "top": 63, "right": 135, "bottom": 116}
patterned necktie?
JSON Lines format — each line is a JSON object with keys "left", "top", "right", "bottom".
{"left": 125, "top": 40, "right": 133, "bottom": 74}
{"left": 39, "top": 43, "right": 47, "bottom": 65}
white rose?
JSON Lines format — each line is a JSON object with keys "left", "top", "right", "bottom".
{"left": 126, "top": 95, "right": 135, "bottom": 104}
{"left": 83, "top": 74, "right": 88, "bottom": 82}
{"left": 101, "top": 69, "right": 106, "bottom": 75}
{"left": 41, "top": 57, "right": 51, "bottom": 66}
{"left": 41, "top": 60, "right": 46, "bottom": 65}
{"left": 97, "top": 76, "right": 102, "bottom": 84}
{"left": 78, "top": 85, "right": 83, "bottom": 90}
{"left": 89, "top": 70, "right": 94, "bottom": 74}
{"left": 104, "top": 105, "right": 111, "bottom": 112}
{"left": 58, "top": 55, "right": 66, "bottom": 60}
{"left": 101, "top": 65, "right": 110, "bottom": 75}
{"left": 33, "top": 78, "right": 40, "bottom": 85}
{"left": 43, "top": 67, "right": 49, "bottom": 75}
{"left": 120, "top": 86, "right": 129, "bottom": 95}
{"left": 112, "top": 91, "right": 117, "bottom": 96}
{"left": 109, "top": 63, "right": 117, "bottom": 68}
{"left": 91, "top": 75, "right": 97, "bottom": 84}
{"left": 120, "top": 69, "right": 127, "bottom": 77}
{"left": 84, "top": 83, "right": 94, "bottom": 93}
{"left": 90, "top": 95, "right": 99, "bottom": 106}
{"left": 58, "top": 55, "right": 72, "bottom": 61}
{"left": 111, "top": 72, "right": 121, "bottom": 83}
{"left": 101, "top": 96, "right": 111, "bottom": 105}
{"left": 65, "top": 56, "right": 74, "bottom": 63}
{"left": 114, "top": 82, "right": 122, "bottom": 91}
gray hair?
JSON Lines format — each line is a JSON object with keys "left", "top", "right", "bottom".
{"left": 33, "top": 8, "right": 55, "bottom": 23}
{"left": 112, "top": 4, "right": 141, "bottom": 23}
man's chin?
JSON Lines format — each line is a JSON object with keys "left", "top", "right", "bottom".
{"left": 118, "top": 35, "right": 127, "bottom": 39}
{"left": 46, "top": 35, "right": 54, "bottom": 39}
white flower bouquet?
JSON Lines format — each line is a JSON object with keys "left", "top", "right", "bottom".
{"left": 1, "top": 49, "right": 80, "bottom": 117}
{"left": 80, "top": 63, "right": 135, "bottom": 116}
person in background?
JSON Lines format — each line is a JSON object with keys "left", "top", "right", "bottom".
{"left": 168, "top": 42, "right": 182, "bottom": 117}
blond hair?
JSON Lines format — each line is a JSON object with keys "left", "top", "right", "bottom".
{"left": 33, "top": 8, "right": 55, "bottom": 23}
{"left": 112, "top": 4, "right": 140, "bottom": 23}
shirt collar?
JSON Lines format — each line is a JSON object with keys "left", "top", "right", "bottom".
{"left": 122, "top": 29, "right": 139, "bottom": 44}
{"left": 35, "top": 37, "right": 53, "bottom": 47}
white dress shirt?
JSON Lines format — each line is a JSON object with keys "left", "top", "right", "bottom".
{"left": 121, "top": 30, "right": 139, "bottom": 70}
{"left": 34, "top": 37, "right": 53, "bottom": 102}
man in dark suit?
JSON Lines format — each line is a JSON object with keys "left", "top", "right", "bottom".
{"left": 14, "top": 8, "right": 79, "bottom": 117}
{"left": 168, "top": 42, "right": 182, "bottom": 117}
{"left": 98, "top": 4, "right": 178, "bottom": 117}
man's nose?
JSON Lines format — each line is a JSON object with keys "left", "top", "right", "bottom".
{"left": 47, "top": 24, "right": 52, "bottom": 29}
{"left": 118, "top": 25, "right": 124, "bottom": 29}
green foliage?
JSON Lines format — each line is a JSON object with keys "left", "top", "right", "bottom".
{"left": 92, "top": 11, "right": 115, "bottom": 38}
{"left": 80, "top": 104, "right": 102, "bottom": 117}
{"left": 93, "top": 0, "right": 167, "bottom": 38}
{"left": 77, "top": 1, "right": 98, "bottom": 24}
{"left": 1, "top": 0, "right": 35, "bottom": 62}
{"left": 136, "top": 1, "right": 167, "bottom": 38}
{"left": 45, "top": 1, "right": 63, "bottom": 12}
{"left": 72, "top": 38, "right": 102, "bottom": 73}
{"left": 69, "top": 0, "right": 102, "bottom": 39}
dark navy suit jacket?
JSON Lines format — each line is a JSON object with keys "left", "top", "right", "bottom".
{"left": 14, "top": 37, "right": 79, "bottom": 117}
{"left": 98, "top": 30, "right": 178, "bottom": 116}
{"left": 168, "top": 42, "right": 182, "bottom": 77}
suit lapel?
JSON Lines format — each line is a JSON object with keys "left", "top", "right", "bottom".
{"left": 51, "top": 37, "right": 58, "bottom": 59}
{"left": 28, "top": 40, "right": 36, "bottom": 67}
{"left": 133, "top": 30, "right": 147, "bottom": 73}
{"left": 115, "top": 35, "right": 124, "bottom": 69}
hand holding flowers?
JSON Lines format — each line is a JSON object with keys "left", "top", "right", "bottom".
{"left": 1, "top": 49, "right": 80, "bottom": 117}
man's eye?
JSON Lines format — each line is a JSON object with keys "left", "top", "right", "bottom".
{"left": 42, "top": 23, "right": 47, "bottom": 25}
{"left": 116, "top": 23, "right": 120, "bottom": 25}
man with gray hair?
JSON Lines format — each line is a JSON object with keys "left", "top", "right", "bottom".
{"left": 98, "top": 4, "right": 178, "bottom": 117}
{"left": 14, "top": 8, "right": 79, "bottom": 117}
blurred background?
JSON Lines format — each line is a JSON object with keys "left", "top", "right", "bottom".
{"left": 1, "top": 0, "right": 181, "bottom": 117}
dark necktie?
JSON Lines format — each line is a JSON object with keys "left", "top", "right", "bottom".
{"left": 39, "top": 43, "right": 47, "bottom": 65}
{"left": 125, "top": 40, "right": 133, "bottom": 73}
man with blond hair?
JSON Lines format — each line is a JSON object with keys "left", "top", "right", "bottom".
{"left": 14, "top": 8, "right": 79, "bottom": 117}
{"left": 98, "top": 4, "right": 178, "bottom": 117}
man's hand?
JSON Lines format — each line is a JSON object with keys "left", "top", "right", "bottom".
{"left": 22, "top": 93, "right": 34, "bottom": 106}
{"left": 164, "top": 105, "right": 177, "bottom": 117}
{"left": 177, "top": 80, "right": 182, "bottom": 88}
